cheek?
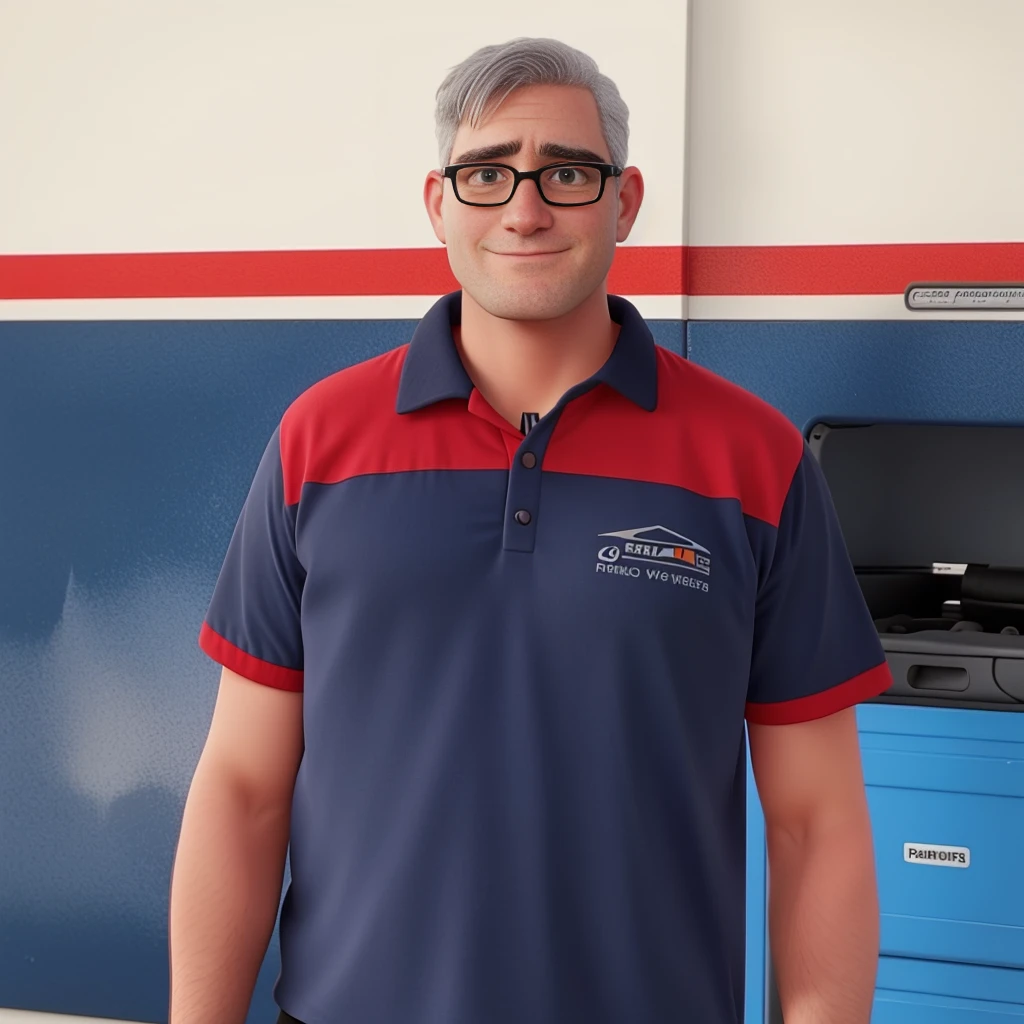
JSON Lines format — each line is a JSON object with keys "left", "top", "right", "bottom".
{"left": 601, "top": 205, "right": 621, "bottom": 241}
{"left": 442, "top": 208, "right": 479, "bottom": 258}
{"left": 575, "top": 204, "right": 617, "bottom": 240}
{"left": 577, "top": 212, "right": 619, "bottom": 261}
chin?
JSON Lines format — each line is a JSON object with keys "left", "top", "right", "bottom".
{"left": 465, "top": 277, "right": 600, "bottom": 322}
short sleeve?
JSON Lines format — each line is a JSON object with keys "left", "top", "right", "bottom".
{"left": 745, "top": 446, "right": 891, "bottom": 724}
{"left": 199, "top": 426, "right": 305, "bottom": 691}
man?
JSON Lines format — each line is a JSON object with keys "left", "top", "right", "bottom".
{"left": 169, "top": 37, "right": 891, "bottom": 1024}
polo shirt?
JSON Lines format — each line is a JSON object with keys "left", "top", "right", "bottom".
{"left": 199, "top": 290, "right": 892, "bottom": 1024}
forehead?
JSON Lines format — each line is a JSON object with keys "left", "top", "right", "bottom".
{"left": 452, "top": 84, "right": 609, "bottom": 159}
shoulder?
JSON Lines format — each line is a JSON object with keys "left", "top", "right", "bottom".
{"left": 656, "top": 348, "right": 800, "bottom": 454}
{"left": 277, "top": 345, "right": 408, "bottom": 504}
{"left": 282, "top": 345, "right": 407, "bottom": 436}
{"left": 655, "top": 348, "right": 804, "bottom": 527}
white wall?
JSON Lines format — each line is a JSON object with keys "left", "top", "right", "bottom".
{"left": 688, "top": 0, "right": 1024, "bottom": 246}
{"left": 2, "top": 0, "right": 1021, "bottom": 323}
{"left": 0, "top": 0, "right": 686, "bottom": 254}
{"left": 687, "top": 0, "right": 1024, "bottom": 319}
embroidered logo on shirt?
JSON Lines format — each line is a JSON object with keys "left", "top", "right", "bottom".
{"left": 595, "top": 526, "right": 711, "bottom": 591}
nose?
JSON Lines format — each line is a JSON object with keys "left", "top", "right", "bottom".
{"left": 500, "top": 175, "right": 555, "bottom": 233}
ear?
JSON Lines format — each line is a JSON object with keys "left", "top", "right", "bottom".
{"left": 614, "top": 167, "right": 645, "bottom": 244}
{"left": 424, "top": 170, "right": 447, "bottom": 245}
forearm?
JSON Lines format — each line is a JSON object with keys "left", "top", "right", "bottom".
{"left": 766, "top": 815, "right": 879, "bottom": 1024}
{"left": 169, "top": 762, "right": 291, "bottom": 1024}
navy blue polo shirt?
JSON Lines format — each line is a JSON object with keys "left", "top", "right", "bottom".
{"left": 200, "top": 291, "right": 891, "bottom": 1024}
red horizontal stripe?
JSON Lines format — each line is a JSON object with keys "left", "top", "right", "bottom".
{"left": 688, "top": 242, "right": 1024, "bottom": 296}
{"left": 1, "top": 248, "right": 456, "bottom": 300}
{"left": 199, "top": 622, "right": 304, "bottom": 691}
{"left": 0, "top": 245, "right": 683, "bottom": 299}
{"left": 745, "top": 661, "right": 893, "bottom": 725}
{"left": 1, "top": 242, "right": 1020, "bottom": 299}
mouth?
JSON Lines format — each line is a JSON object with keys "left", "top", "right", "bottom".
{"left": 491, "top": 249, "right": 569, "bottom": 258}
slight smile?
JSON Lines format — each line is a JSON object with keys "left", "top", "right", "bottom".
{"left": 491, "top": 250, "right": 569, "bottom": 258}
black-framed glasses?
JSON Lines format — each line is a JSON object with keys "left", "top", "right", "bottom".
{"left": 442, "top": 161, "right": 623, "bottom": 207}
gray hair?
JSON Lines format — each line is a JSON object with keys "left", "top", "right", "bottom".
{"left": 434, "top": 37, "right": 629, "bottom": 169}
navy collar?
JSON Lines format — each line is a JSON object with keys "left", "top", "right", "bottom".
{"left": 396, "top": 291, "right": 658, "bottom": 415}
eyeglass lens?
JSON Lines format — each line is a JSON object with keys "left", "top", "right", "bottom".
{"left": 455, "top": 165, "right": 604, "bottom": 205}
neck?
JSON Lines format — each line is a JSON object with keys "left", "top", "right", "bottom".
{"left": 453, "top": 288, "right": 619, "bottom": 430}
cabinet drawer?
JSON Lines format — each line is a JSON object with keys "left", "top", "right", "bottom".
{"left": 859, "top": 705, "right": 1024, "bottom": 968}
{"left": 873, "top": 957, "right": 1024, "bottom": 1022}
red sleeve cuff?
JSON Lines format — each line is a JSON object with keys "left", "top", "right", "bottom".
{"left": 199, "top": 623, "right": 304, "bottom": 692}
{"left": 745, "top": 661, "right": 892, "bottom": 725}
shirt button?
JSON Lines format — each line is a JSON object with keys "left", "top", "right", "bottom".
{"left": 521, "top": 452, "right": 537, "bottom": 469}
{"left": 514, "top": 509, "right": 532, "bottom": 526}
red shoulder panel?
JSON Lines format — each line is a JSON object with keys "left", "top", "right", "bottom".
{"left": 545, "top": 350, "right": 803, "bottom": 527}
{"left": 278, "top": 346, "right": 508, "bottom": 505}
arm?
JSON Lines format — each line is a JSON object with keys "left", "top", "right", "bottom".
{"left": 168, "top": 666, "right": 304, "bottom": 1024}
{"left": 749, "top": 707, "right": 879, "bottom": 1024}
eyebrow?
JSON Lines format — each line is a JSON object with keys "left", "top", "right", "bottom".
{"left": 450, "top": 140, "right": 610, "bottom": 165}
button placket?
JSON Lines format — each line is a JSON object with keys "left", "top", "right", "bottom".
{"left": 501, "top": 415, "right": 557, "bottom": 553}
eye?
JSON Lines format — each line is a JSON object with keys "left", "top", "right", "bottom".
{"left": 466, "top": 166, "right": 510, "bottom": 186}
{"left": 546, "top": 165, "right": 594, "bottom": 186}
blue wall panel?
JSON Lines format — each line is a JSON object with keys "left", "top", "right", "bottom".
{"left": 0, "top": 316, "right": 682, "bottom": 1023}
{"left": 0, "top": 319, "right": 411, "bottom": 1023}
{"left": 687, "top": 319, "right": 1024, "bottom": 433}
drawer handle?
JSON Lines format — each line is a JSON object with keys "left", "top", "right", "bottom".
{"left": 907, "top": 664, "right": 969, "bottom": 692}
